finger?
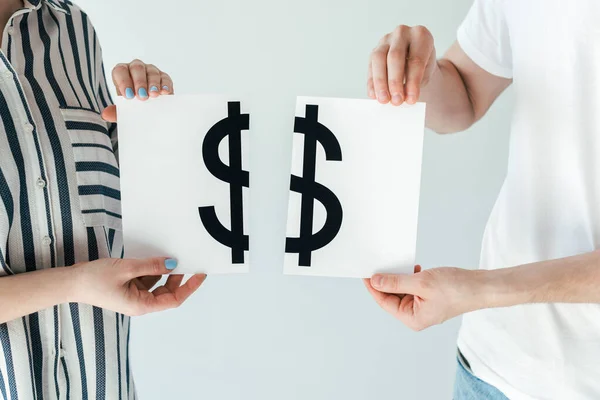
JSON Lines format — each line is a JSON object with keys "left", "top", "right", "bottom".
{"left": 138, "top": 275, "right": 162, "bottom": 291}
{"left": 165, "top": 274, "right": 185, "bottom": 292}
{"left": 367, "top": 63, "right": 375, "bottom": 99}
{"left": 404, "top": 26, "right": 434, "bottom": 104}
{"left": 171, "top": 274, "right": 206, "bottom": 303}
{"left": 128, "top": 59, "right": 149, "bottom": 100}
{"left": 414, "top": 265, "right": 422, "bottom": 273}
{"left": 370, "top": 273, "right": 419, "bottom": 294}
{"left": 364, "top": 279, "right": 403, "bottom": 314}
{"left": 101, "top": 105, "right": 117, "bottom": 123}
{"left": 387, "top": 28, "right": 409, "bottom": 105}
{"left": 125, "top": 257, "right": 177, "bottom": 280}
{"left": 145, "top": 64, "right": 162, "bottom": 98}
{"left": 149, "top": 274, "right": 207, "bottom": 312}
{"left": 399, "top": 294, "right": 418, "bottom": 320}
{"left": 112, "top": 63, "right": 134, "bottom": 100}
{"left": 160, "top": 73, "right": 174, "bottom": 95}
{"left": 151, "top": 285, "right": 170, "bottom": 297}
{"left": 371, "top": 43, "right": 391, "bottom": 104}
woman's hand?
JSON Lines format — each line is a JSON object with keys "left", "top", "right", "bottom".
{"left": 102, "top": 59, "right": 174, "bottom": 122}
{"left": 72, "top": 257, "right": 206, "bottom": 316}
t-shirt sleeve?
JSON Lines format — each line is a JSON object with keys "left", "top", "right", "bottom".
{"left": 457, "top": 0, "right": 513, "bottom": 79}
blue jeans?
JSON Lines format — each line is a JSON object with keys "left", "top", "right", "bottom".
{"left": 453, "top": 350, "right": 509, "bottom": 400}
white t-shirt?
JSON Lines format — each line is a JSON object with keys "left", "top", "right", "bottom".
{"left": 456, "top": 1, "right": 600, "bottom": 399}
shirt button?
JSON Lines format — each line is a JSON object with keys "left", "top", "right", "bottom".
{"left": 24, "top": 123, "right": 34, "bottom": 133}
{"left": 42, "top": 236, "right": 52, "bottom": 246}
{"left": 36, "top": 177, "right": 46, "bottom": 189}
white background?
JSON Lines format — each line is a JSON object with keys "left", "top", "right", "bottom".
{"left": 77, "top": 0, "right": 513, "bottom": 398}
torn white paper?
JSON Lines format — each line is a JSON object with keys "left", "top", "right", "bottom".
{"left": 117, "top": 95, "right": 251, "bottom": 274}
{"left": 284, "top": 96, "right": 425, "bottom": 278}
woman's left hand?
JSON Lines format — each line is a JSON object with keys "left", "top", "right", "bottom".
{"left": 102, "top": 59, "right": 174, "bottom": 123}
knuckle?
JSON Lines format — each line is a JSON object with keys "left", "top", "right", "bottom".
{"left": 387, "top": 48, "right": 404, "bottom": 61}
{"left": 415, "top": 276, "right": 433, "bottom": 291}
{"left": 129, "top": 64, "right": 146, "bottom": 74}
{"left": 413, "top": 25, "right": 433, "bottom": 40}
{"left": 152, "top": 259, "right": 164, "bottom": 274}
{"left": 371, "top": 47, "right": 388, "bottom": 60}
{"left": 393, "top": 24, "right": 409, "bottom": 36}
{"left": 373, "top": 78, "right": 388, "bottom": 89}
{"left": 146, "top": 65, "right": 160, "bottom": 75}
{"left": 407, "top": 56, "right": 425, "bottom": 67}
{"left": 129, "top": 58, "right": 144, "bottom": 66}
{"left": 112, "top": 64, "right": 129, "bottom": 76}
{"left": 388, "top": 79, "right": 402, "bottom": 89}
{"left": 378, "top": 33, "right": 391, "bottom": 45}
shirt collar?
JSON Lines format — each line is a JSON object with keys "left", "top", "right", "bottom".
{"left": 24, "top": 0, "right": 70, "bottom": 15}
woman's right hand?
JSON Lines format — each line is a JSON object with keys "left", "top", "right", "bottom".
{"left": 368, "top": 25, "right": 437, "bottom": 106}
{"left": 72, "top": 257, "right": 206, "bottom": 316}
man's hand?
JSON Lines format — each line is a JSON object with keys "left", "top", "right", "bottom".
{"left": 72, "top": 257, "right": 206, "bottom": 317}
{"left": 368, "top": 25, "right": 436, "bottom": 106}
{"left": 102, "top": 59, "right": 174, "bottom": 123}
{"left": 364, "top": 266, "right": 489, "bottom": 331}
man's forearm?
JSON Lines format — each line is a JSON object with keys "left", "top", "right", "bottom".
{"left": 420, "top": 59, "right": 477, "bottom": 134}
{"left": 0, "top": 267, "right": 78, "bottom": 323}
{"left": 481, "top": 250, "right": 600, "bottom": 308}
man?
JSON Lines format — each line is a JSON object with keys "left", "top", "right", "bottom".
{"left": 364, "top": 1, "right": 600, "bottom": 399}
{"left": 0, "top": 1, "right": 205, "bottom": 399}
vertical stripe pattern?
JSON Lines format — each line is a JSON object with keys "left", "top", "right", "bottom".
{"left": 0, "top": 1, "right": 130, "bottom": 399}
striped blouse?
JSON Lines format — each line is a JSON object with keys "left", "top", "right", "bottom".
{"left": 0, "top": 1, "right": 133, "bottom": 399}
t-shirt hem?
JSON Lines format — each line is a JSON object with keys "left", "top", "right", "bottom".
{"left": 458, "top": 333, "right": 536, "bottom": 400}
{"left": 457, "top": 26, "right": 514, "bottom": 79}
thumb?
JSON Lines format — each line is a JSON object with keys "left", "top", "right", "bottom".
{"left": 125, "top": 257, "right": 178, "bottom": 279}
{"left": 370, "top": 273, "right": 420, "bottom": 294}
{"left": 102, "top": 105, "right": 117, "bottom": 123}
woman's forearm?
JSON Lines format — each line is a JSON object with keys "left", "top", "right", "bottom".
{"left": 0, "top": 267, "right": 78, "bottom": 323}
{"left": 484, "top": 250, "right": 600, "bottom": 308}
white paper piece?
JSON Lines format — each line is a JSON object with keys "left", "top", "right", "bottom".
{"left": 284, "top": 96, "right": 425, "bottom": 278}
{"left": 117, "top": 95, "right": 251, "bottom": 274}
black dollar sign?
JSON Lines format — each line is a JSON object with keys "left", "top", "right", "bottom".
{"left": 199, "top": 102, "right": 250, "bottom": 264}
{"left": 286, "top": 104, "right": 343, "bottom": 267}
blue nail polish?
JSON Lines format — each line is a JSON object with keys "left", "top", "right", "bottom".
{"left": 138, "top": 88, "right": 148, "bottom": 98}
{"left": 165, "top": 259, "right": 178, "bottom": 270}
{"left": 125, "top": 87, "right": 134, "bottom": 99}
{"left": 162, "top": 85, "right": 169, "bottom": 91}
{"left": 150, "top": 86, "right": 159, "bottom": 92}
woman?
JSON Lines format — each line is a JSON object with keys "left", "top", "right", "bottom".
{"left": 0, "top": 1, "right": 205, "bottom": 399}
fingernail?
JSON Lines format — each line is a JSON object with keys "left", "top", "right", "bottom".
{"left": 162, "top": 85, "right": 169, "bottom": 91}
{"left": 372, "top": 275, "right": 383, "bottom": 288}
{"left": 377, "top": 90, "right": 389, "bottom": 102}
{"left": 150, "top": 86, "right": 159, "bottom": 92}
{"left": 125, "top": 87, "right": 134, "bottom": 99}
{"left": 138, "top": 88, "right": 148, "bottom": 98}
{"left": 407, "top": 94, "right": 417, "bottom": 104}
{"left": 165, "top": 259, "right": 178, "bottom": 270}
{"left": 392, "top": 94, "right": 403, "bottom": 104}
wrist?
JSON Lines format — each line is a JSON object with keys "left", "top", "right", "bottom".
{"left": 64, "top": 263, "right": 90, "bottom": 304}
{"left": 478, "top": 267, "right": 534, "bottom": 309}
